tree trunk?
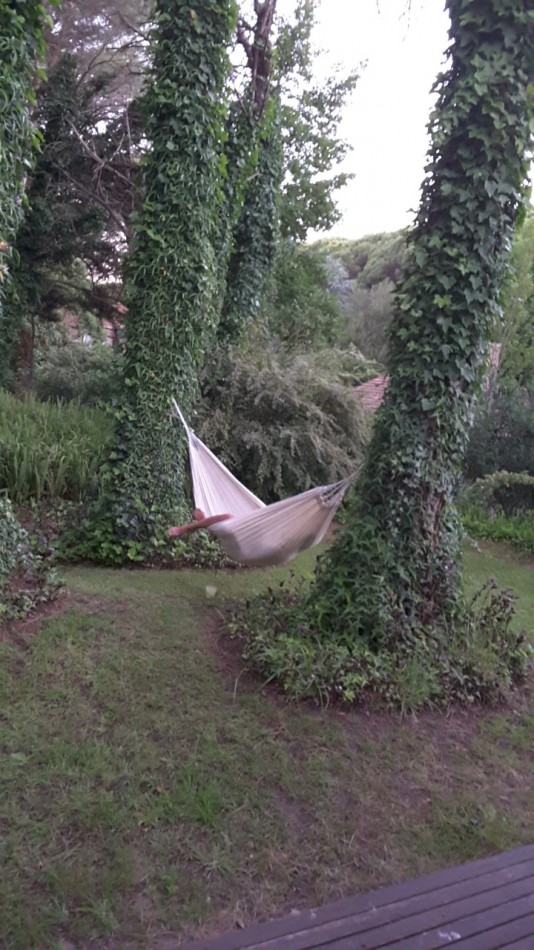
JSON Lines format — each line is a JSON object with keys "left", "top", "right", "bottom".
{"left": 217, "top": 0, "right": 280, "bottom": 344}
{"left": 0, "top": 0, "right": 49, "bottom": 388}
{"left": 105, "top": 0, "right": 237, "bottom": 549}
{"left": 305, "top": 0, "right": 534, "bottom": 643}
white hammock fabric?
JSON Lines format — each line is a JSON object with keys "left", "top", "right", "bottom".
{"left": 172, "top": 399, "right": 355, "bottom": 567}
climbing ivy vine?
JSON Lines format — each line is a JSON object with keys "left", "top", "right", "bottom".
{"left": 0, "top": 0, "right": 63, "bottom": 621}
{"left": 219, "top": 97, "right": 283, "bottom": 342}
{"left": 227, "top": 0, "right": 534, "bottom": 708}
{"left": 305, "top": 0, "right": 534, "bottom": 644}
{"left": 217, "top": 0, "right": 281, "bottom": 344}
{"left": 99, "top": 0, "right": 237, "bottom": 556}
{"left": 0, "top": 0, "right": 56, "bottom": 385}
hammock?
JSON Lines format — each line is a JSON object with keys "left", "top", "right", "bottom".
{"left": 172, "top": 399, "right": 356, "bottom": 567}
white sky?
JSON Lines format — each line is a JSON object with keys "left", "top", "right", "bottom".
{"left": 303, "top": 0, "right": 452, "bottom": 239}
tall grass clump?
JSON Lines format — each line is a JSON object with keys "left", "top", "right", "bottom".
{"left": 0, "top": 392, "right": 114, "bottom": 504}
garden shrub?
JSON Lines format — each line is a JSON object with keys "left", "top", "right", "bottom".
{"left": 197, "top": 347, "right": 371, "bottom": 503}
{"left": 0, "top": 391, "right": 114, "bottom": 504}
{"left": 460, "top": 471, "right": 534, "bottom": 552}
{"left": 462, "top": 470, "right": 534, "bottom": 517}
{"left": 34, "top": 343, "right": 121, "bottom": 406}
{"left": 0, "top": 496, "right": 62, "bottom": 623}
{"left": 266, "top": 242, "right": 344, "bottom": 350}
{"left": 227, "top": 575, "right": 531, "bottom": 711}
{"left": 465, "top": 386, "right": 534, "bottom": 479}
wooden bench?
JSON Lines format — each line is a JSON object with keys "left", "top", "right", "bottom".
{"left": 184, "top": 844, "right": 534, "bottom": 949}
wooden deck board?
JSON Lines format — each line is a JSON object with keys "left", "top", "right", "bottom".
{"left": 184, "top": 845, "right": 534, "bottom": 949}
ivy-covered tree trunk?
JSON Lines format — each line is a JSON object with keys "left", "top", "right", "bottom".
{"left": 219, "top": 101, "right": 283, "bottom": 342}
{"left": 217, "top": 0, "right": 282, "bottom": 344}
{"left": 0, "top": 1, "right": 62, "bottom": 620}
{"left": 0, "top": 0, "right": 52, "bottom": 387}
{"left": 106, "top": 0, "right": 236, "bottom": 550}
{"left": 305, "top": 0, "right": 534, "bottom": 642}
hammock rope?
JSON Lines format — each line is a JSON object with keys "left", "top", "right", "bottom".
{"left": 171, "top": 398, "right": 358, "bottom": 567}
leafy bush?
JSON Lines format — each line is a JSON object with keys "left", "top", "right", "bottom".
{"left": 57, "top": 499, "right": 234, "bottom": 567}
{"left": 460, "top": 472, "right": 534, "bottom": 553}
{"left": 34, "top": 344, "right": 122, "bottom": 406}
{"left": 266, "top": 242, "right": 344, "bottom": 350}
{"left": 0, "top": 496, "right": 62, "bottom": 622}
{"left": 465, "top": 386, "right": 534, "bottom": 479}
{"left": 462, "top": 470, "right": 534, "bottom": 517}
{"left": 0, "top": 391, "right": 114, "bottom": 504}
{"left": 227, "top": 576, "right": 531, "bottom": 711}
{"left": 197, "top": 347, "right": 372, "bottom": 503}
{"left": 302, "top": 344, "right": 382, "bottom": 387}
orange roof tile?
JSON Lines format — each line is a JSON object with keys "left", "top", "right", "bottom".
{"left": 353, "top": 375, "right": 389, "bottom": 412}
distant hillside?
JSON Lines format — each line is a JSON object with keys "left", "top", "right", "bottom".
{"left": 313, "top": 230, "right": 408, "bottom": 363}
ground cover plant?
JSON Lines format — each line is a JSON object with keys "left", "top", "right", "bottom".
{"left": 0, "top": 541, "right": 532, "bottom": 948}
{"left": 0, "top": 496, "right": 61, "bottom": 624}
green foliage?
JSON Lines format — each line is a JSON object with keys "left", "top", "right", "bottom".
{"left": 98, "top": 0, "right": 237, "bottom": 556}
{"left": 462, "top": 510, "right": 534, "bottom": 552}
{"left": 197, "top": 347, "right": 371, "bottom": 503}
{"left": 0, "top": 496, "right": 61, "bottom": 622}
{"left": 276, "top": 0, "right": 359, "bottom": 240}
{"left": 0, "top": 0, "right": 49, "bottom": 246}
{"left": 219, "top": 98, "right": 283, "bottom": 343}
{"left": 344, "top": 278, "right": 396, "bottom": 363}
{"left": 465, "top": 386, "right": 534, "bottom": 479}
{"left": 58, "top": 502, "right": 232, "bottom": 566}
{"left": 499, "top": 209, "right": 534, "bottom": 386}
{"left": 315, "top": 231, "right": 409, "bottom": 360}
{"left": 0, "top": 0, "right": 59, "bottom": 383}
{"left": 461, "top": 471, "right": 534, "bottom": 552}
{"left": 228, "top": 576, "right": 531, "bottom": 710}
{"left": 34, "top": 344, "right": 122, "bottom": 406}
{"left": 462, "top": 470, "right": 534, "bottom": 517}
{"left": 301, "top": 345, "right": 382, "bottom": 387}
{"left": 1, "top": 53, "right": 122, "bottom": 384}
{"left": 266, "top": 242, "right": 343, "bottom": 350}
{"left": 0, "top": 392, "right": 113, "bottom": 504}
{"left": 315, "top": 231, "right": 408, "bottom": 285}
{"left": 301, "top": 0, "right": 534, "bottom": 643}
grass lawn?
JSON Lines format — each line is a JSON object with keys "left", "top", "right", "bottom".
{"left": 0, "top": 541, "right": 533, "bottom": 948}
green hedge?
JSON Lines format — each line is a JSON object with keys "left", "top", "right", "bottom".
{"left": 34, "top": 345, "right": 122, "bottom": 406}
{"left": 462, "top": 470, "right": 534, "bottom": 517}
{"left": 460, "top": 471, "right": 534, "bottom": 552}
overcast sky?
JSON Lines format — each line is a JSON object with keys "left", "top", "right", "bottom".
{"left": 301, "top": 0, "right": 452, "bottom": 240}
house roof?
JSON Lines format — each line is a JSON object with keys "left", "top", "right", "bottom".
{"left": 353, "top": 344, "right": 502, "bottom": 413}
{"left": 353, "top": 375, "right": 389, "bottom": 412}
